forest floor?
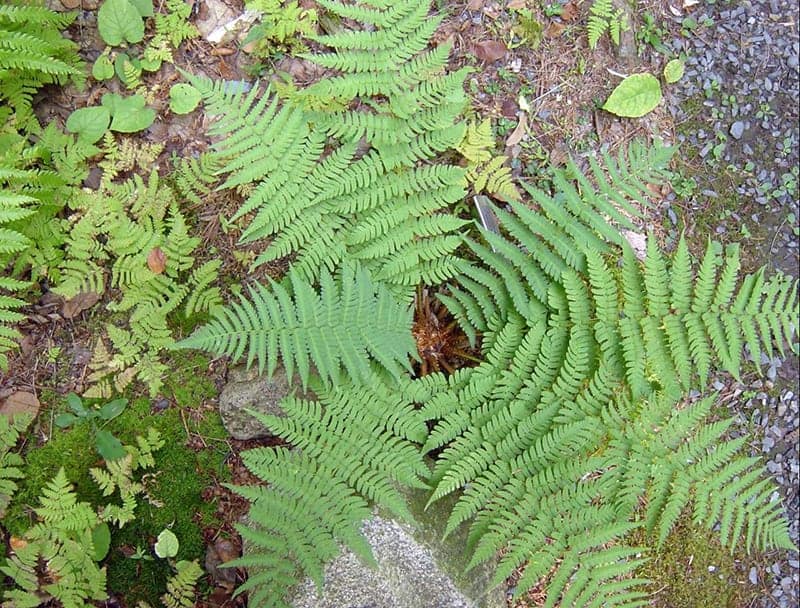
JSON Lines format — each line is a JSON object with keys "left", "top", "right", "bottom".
{"left": 1, "top": 0, "right": 798, "bottom": 607}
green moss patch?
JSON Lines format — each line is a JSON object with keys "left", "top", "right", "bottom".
{"left": 628, "top": 519, "right": 759, "bottom": 608}
{"left": 4, "top": 353, "right": 230, "bottom": 605}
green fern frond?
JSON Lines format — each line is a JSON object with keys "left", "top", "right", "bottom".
{"left": 225, "top": 374, "right": 427, "bottom": 607}
{"left": 161, "top": 560, "right": 203, "bottom": 608}
{"left": 176, "top": 264, "right": 416, "bottom": 388}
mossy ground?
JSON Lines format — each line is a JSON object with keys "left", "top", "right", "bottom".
{"left": 627, "top": 518, "right": 760, "bottom": 608}
{"left": 5, "top": 352, "right": 230, "bottom": 605}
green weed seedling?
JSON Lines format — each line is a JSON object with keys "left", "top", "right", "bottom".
{"left": 55, "top": 393, "right": 128, "bottom": 460}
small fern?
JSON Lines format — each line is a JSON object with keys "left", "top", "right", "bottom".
{"left": 177, "top": 264, "right": 417, "bottom": 388}
{"left": 0, "top": 413, "right": 30, "bottom": 517}
{"left": 55, "top": 169, "right": 222, "bottom": 396}
{"left": 457, "top": 119, "right": 520, "bottom": 202}
{"left": 161, "top": 560, "right": 203, "bottom": 608}
{"left": 587, "top": 0, "right": 628, "bottom": 49}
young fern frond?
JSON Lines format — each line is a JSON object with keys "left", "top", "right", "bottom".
{"left": 0, "top": 413, "right": 30, "bottom": 517}
{"left": 161, "top": 560, "right": 203, "bottom": 608}
{"left": 176, "top": 264, "right": 417, "bottom": 389}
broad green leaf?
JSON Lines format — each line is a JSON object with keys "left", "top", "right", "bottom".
{"left": 97, "top": 0, "right": 145, "bottom": 46}
{"left": 99, "top": 398, "right": 127, "bottom": 420}
{"left": 92, "top": 54, "right": 114, "bottom": 81}
{"left": 66, "top": 393, "right": 87, "bottom": 416}
{"left": 663, "top": 58, "right": 685, "bottom": 84}
{"left": 91, "top": 523, "right": 111, "bottom": 561}
{"left": 96, "top": 430, "right": 126, "bottom": 461}
{"left": 54, "top": 413, "right": 78, "bottom": 428}
{"left": 169, "top": 83, "right": 201, "bottom": 114}
{"left": 155, "top": 529, "right": 179, "bottom": 558}
{"left": 65, "top": 107, "right": 111, "bottom": 144}
{"left": 102, "top": 93, "right": 156, "bottom": 133}
{"left": 128, "top": 0, "right": 153, "bottom": 17}
{"left": 602, "top": 73, "right": 662, "bottom": 118}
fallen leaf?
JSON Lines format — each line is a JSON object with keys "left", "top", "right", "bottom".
{"left": 623, "top": 230, "right": 647, "bottom": 260}
{"left": 561, "top": 1, "right": 580, "bottom": 21}
{"left": 505, "top": 113, "right": 528, "bottom": 148}
{"left": 500, "top": 97, "right": 518, "bottom": 118}
{"left": 544, "top": 22, "right": 566, "bottom": 38}
{"left": 0, "top": 391, "right": 40, "bottom": 422}
{"left": 147, "top": 247, "right": 167, "bottom": 274}
{"left": 467, "top": 0, "right": 484, "bottom": 9}
{"left": 473, "top": 40, "right": 507, "bottom": 63}
{"left": 62, "top": 291, "right": 101, "bottom": 319}
{"left": 9, "top": 537, "right": 28, "bottom": 551}
{"left": 507, "top": 0, "right": 527, "bottom": 8}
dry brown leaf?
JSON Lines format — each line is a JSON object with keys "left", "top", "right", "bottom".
{"left": 62, "top": 291, "right": 101, "bottom": 319}
{"left": 0, "top": 391, "right": 40, "bottom": 421}
{"left": 473, "top": 40, "right": 507, "bottom": 63}
{"left": 507, "top": 0, "right": 527, "bottom": 8}
{"left": 561, "top": 1, "right": 580, "bottom": 21}
{"left": 505, "top": 113, "right": 528, "bottom": 148}
{"left": 467, "top": 0, "right": 484, "bottom": 10}
{"left": 9, "top": 537, "right": 28, "bottom": 551}
{"left": 544, "top": 22, "right": 566, "bottom": 38}
{"left": 147, "top": 247, "right": 167, "bottom": 274}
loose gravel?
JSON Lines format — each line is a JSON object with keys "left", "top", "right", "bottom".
{"left": 662, "top": 1, "right": 799, "bottom": 606}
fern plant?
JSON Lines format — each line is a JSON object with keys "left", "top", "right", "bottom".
{"left": 456, "top": 119, "right": 520, "bottom": 202}
{"left": 217, "top": 140, "right": 797, "bottom": 607}
{"left": 0, "top": 0, "right": 83, "bottom": 128}
{"left": 222, "top": 372, "right": 428, "bottom": 607}
{"left": 242, "top": 0, "right": 317, "bottom": 58}
{"left": 0, "top": 413, "right": 31, "bottom": 518}
{"left": 587, "top": 0, "right": 628, "bottom": 49}
{"left": 54, "top": 164, "right": 222, "bottom": 397}
{"left": 183, "top": 0, "right": 472, "bottom": 290}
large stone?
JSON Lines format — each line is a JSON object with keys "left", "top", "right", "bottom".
{"left": 218, "top": 365, "right": 294, "bottom": 440}
{"left": 289, "top": 512, "right": 505, "bottom": 608}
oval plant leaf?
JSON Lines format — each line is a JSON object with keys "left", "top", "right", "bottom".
{"left": 169, "top": 83, "right": 202, "bottom": 115}
{"left": 102, "top": 93, "right": 156, "bottom": 133}
{"left": 66, "top": 393, "right": 87, "bottom": 416}
{"left": 99, "top": 398, "right": 127, "bottom": 420}
{"left": 663, "top": 58, "right": 685, "bottom": 84}
{"left": 602, "top": 73, "right": 663, "bottom": 118}
{"left": 97, "top": 0, "right": 145, "bottom": 46}
{"left": 128, "top": 0, "right": 153, "bottom": 17}
{"left": 155, "top": 529, "right": 179, "bottom": 558}
{"left": 65, "top": 107, "right": 111, "bottom": 144}
{"left": 92, "top": 54, "right": 115, "bottom": 81}
{"left": 54, "top": 412, "right": 78, "bottom": 428}
{"left": 91, "top": 523, "right": 111, "bottom": 561}
{"left": 95, "top": 430, "right": 126, "bottom": 461}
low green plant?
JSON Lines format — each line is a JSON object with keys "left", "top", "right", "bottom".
{"left": 602, "top": 72, "right": 663, "bottom": 117}
{"left": 1, "top": 429, "right": 164, "bottom": 607}
{"left": 54, "top": 394, "right": 129, "bottom": 461}
{"left": 0, "top": 413, "right": 31, "bottom": 517}
{"left": 242, "top": 0, "right": 317, "bottom": 59}
{"left": 587, "top": 0, "right": 628, "bottom": 49}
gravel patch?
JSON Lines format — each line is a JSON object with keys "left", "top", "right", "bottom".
{"left": 664, "top": 0, "right": 799, "bottom": 276}
{"left": 661, "top": 1, "right": 799, "bottom": 606}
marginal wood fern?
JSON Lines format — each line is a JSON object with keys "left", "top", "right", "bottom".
{"left": 183, "top": 0, "right": 471, "bottom": 290}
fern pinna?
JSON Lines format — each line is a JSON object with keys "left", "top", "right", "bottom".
{"left": 222, "top": 373, "right": 428, "bottom": 608}
{"left": 184, "top": 0, "right": 471, "bottom": 290}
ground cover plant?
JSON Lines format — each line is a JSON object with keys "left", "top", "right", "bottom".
{"left": 0, "top": 0, "right": 797, "bottom": 607}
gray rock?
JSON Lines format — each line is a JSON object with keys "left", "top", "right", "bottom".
{"left": 289, "top": 510, "right": 505, "bottom": 608}
{"left": 218, "top": 365, "right": 297, "bottom": 439}
{"left": 730, "top": 121, "right": 746, "bottom": 139}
